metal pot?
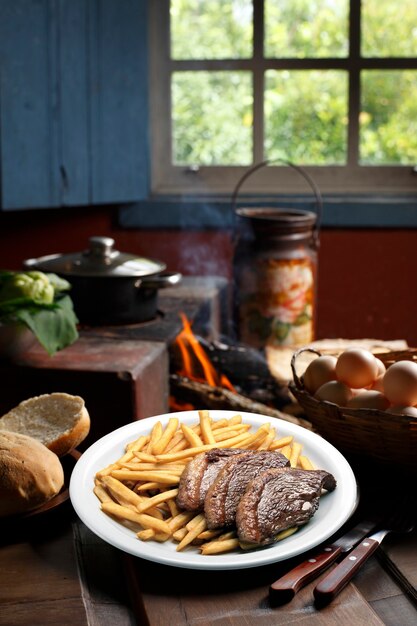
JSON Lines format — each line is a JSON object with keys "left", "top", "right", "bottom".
{"left": 23, "top": 236, "right": 182, "bottom": 325}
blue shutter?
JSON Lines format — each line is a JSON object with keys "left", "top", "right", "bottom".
{"left": 0, "top": 0, "right": 149, "bottom": 210}
{"left": 88, "top": 0, "right": 149, "bottom": 204}
{"left": 0, "top": 0, "right": 59, "bottom": 209}
{"left": 59, "top": 0, "right": 90, "bottom": 206}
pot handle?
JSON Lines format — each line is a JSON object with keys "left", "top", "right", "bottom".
{"left": 139, "top": 272, "right": 182, "bottom": 290}
{"left": 231, "top": 159, "right": 323, "bottom": 250}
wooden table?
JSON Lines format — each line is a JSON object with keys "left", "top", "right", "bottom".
{"left": 0, "top": 458, "right": 416, "bottom": 626}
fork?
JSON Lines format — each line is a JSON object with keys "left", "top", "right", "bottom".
{"left": 313, "top": 502, "right": 415, "bottom": 606}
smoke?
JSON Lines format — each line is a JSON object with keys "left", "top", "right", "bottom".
{"left": 178, "top": 230, "right": 232, "bottom": 279}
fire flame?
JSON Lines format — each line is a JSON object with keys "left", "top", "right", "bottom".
{"left": 175, "top": 313, "right": 236, "bottom": 392}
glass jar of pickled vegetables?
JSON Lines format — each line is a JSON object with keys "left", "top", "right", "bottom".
{"left": 233, "top": 161, "right": 322, "bottom": 349}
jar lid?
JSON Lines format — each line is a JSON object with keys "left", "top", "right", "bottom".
{"left": 24, "top": 236, "right": 166, "bottom": 278}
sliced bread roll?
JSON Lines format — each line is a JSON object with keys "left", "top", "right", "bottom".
{"left": 0, "top": 430, "right": 65, "bottom": 517}
{"left": 0, "top": 393, "right": 90, "bottom": 457}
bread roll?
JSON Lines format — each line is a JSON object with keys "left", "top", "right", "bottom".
{"left": 0, "top": 393, "right": 90, "bottom": 457}
{"left": 0, "top": 431, "right": 64, "bottom": 517}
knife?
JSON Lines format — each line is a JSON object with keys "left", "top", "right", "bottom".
{"left": 312, "top": 529, "right": 386, "bottom": 606}
{"left": 269, "top": 519, "right": 377, "bottom": 605}
{"left": 313, "top": 513, "right": 415, "bottom": 606}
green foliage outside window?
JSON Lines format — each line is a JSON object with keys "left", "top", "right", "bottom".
{"left": 362, "top": 0, "right": 417, "bottom": 57}
{"left": 171, "top": 0, "right": 253, "bottom": 59}
{"left": 265, "top": 0, "right": 349, "bottom": 59}
{"left": 172, "top": 71, "right": 253, "bottom": 165}
{"left": 265, "top": 70, "right": 348, "bottom": 164}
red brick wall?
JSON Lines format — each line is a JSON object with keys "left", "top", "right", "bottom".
{"left": 2, "top": 207, "right": 417, "bottom": 345}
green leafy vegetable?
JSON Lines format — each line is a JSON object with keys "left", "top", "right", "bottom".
{"left": 0, "top": 270, "right": 78, "bottom": 356}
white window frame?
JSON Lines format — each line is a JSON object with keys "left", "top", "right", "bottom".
{"left": 149, "top": 0, "right": 417, "bottom": 197}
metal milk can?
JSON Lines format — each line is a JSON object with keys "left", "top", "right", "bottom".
{"left": 232, "top": 160, "right": 322, "bottom": 349}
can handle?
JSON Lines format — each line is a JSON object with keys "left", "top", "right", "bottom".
{"left": 231, "top": 160, "right": 323, "bottom": 249}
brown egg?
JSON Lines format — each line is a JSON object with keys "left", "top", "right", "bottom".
{"left": 303, "top": 355, "right": 337, "bottom": 394}
{"left": 336, "top": 348, "right": 379, "bottom": 389}
{"left": 385, "top": 405, "right": 417, "bottom": 417}
{"left": 314, "top": 381, "right": 354, "bottom": 406}
{"left": 375, "top": 358, "right": 386, "bottom": 377}
{"left": 383, "top": 360, "right": 417, "bottom": 406}
{"left": 346, "top": 390, "right": 389, "bottom": 411}
{"left": 370, "top": 374, "right": 385, "bottom": 393}
{"left": 365, "top": 360, "right": 385, "bottom": 389}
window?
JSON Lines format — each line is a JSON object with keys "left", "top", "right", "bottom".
{"left": 149, "top": 0, "right": 417, "bottom": 196}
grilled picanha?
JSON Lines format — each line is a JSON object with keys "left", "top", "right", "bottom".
{"left": 176, "top": 448, "right": 245, "bottom": 512}
{"left": 204, "top": 450, "right": 290, "bottom": 529}
{"left": 236, "top": 467, "right": 337, "bottom": 546}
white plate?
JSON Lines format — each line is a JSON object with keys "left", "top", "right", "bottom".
{"left": 69, "top": 410, "right": 357, "bottom": 570}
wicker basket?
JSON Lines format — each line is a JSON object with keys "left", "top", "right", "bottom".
{"left": 289, "top": 348, "right": 417, "bottom": 471}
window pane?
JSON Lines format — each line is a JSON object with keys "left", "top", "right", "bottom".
{"left": 264, "top": 70, "right": 348, "bottom": 165}
{"left": 265, "top": 0, "right": 349, "bottom": 58}
{"left": 362, "top": 0, "right": 417, "bottom": 57}
{"left": 170, "top": 0, "right": 253, "bottom": 59}
{"left": 360, "top": 71, "right": 417, "bottom": 165}
{"left": 172, "top": 71, "right": 253, "bottom": 165}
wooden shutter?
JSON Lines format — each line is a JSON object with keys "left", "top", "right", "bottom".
{"left": 88, "top": 0, "right": 149, "bottom": 204}
{"left": 0, "top": 0, "right": 149, "bottom": 210}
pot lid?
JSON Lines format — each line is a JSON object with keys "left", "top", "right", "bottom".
{"left": 24, "top": 236, "right": 167, "bottom": 278}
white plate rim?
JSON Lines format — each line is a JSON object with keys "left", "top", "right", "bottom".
{"left": 69, "top": 410, "right": 358, "bottom": 570}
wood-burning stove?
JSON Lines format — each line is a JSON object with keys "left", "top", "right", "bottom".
{"left": 0, "top": 277, "right": 229, "bottom": 448}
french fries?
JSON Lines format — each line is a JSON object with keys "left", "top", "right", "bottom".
{"left": 94, "top": 411, "right": 316, "bottom": 556}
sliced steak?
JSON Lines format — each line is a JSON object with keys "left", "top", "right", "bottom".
{"left": 236, "top": 468, "right": 337, "bottom": 546}
{"left": 204, "top": 450, "right": 290, "bottom": 529}
{"left": 176, "top": 448, "right": 246, "bottom": 512}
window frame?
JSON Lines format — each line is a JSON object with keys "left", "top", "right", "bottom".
{"left": 149, "top": 0, "right": 417, "bottom": 197}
